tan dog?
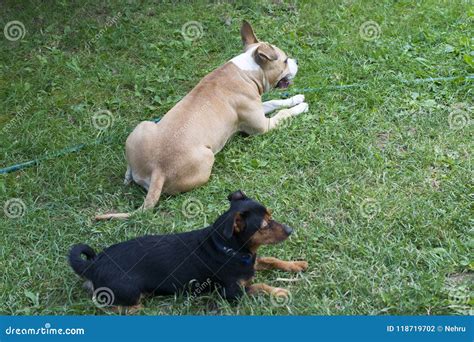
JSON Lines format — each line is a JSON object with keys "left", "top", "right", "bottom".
{"left": 96, "top": 21, "right": 309, "bottom": 220}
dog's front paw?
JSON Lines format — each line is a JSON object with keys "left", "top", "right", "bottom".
{"left": 290, "top": 102, "right": 309, "bottom": 115}
{"left": 271, "top": 287, "right": 290, "bottom": 298}
{"left": 290, "top": 94, "right": 305, "bottom": 106}
{"left": 287, "top": 260, "right": 309, "bottom": 272}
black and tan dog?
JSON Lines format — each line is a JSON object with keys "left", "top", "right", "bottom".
{"left": 69, "top": 191, "right": 307, "bottom": 309}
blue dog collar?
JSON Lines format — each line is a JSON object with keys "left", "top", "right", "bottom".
{"left": 219, "top": 245, "right": 253, "bottom": 266}
{"left": 240, "top": 253, "right": 253, "bottom": 265}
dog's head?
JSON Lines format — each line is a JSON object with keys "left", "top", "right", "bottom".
{"left": 236, "top": 21, "right": 298, "bottom": 90}
{"left": 218, "top": 190, "right": 293, "bottom": 252}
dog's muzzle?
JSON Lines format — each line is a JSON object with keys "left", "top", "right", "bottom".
{"left": 276, "top": 58, "right": 298, "bottom": 89}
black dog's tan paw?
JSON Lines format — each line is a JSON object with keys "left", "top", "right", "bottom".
{"left": 125, "top": 304, "right": 143, "bottom": 315}
{"left": 286, "top": 260, "right": 308, "bottom": 272}
{"left": 271, "top": 287, "right": 290, "bottom": 298}
{"left": 113, "top": 304, "right": 143, "bottom": 315}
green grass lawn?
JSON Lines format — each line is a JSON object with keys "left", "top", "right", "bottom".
{"left": 1, "top": 0, "right": 472, "bottom": 315}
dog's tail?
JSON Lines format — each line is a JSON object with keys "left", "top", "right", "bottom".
{"left": 94, "top": 212, "right": 132, "bottom": 220}
{"left": 68, "top": 244, "right": 96, "bottom": 278}
{"left": 95, "top": 172, "right": 164, "bottom": 221}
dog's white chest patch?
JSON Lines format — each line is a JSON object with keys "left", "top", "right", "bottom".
{"left": 230, "top": 47, "right": 260, "bottom": 71}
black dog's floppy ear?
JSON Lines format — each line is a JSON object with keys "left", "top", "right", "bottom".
{"left": 224, "top": 212, "right": 246, "bottom": 239}
{"left": 227, "top": 190, "right": 247, "bottom": 202}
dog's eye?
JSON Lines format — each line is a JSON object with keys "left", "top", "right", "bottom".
{"left": 284, "top": 58, "right": 288, "bottom": 64}
{"left": 261, "top": 221, "right": 270, "bottom": 229}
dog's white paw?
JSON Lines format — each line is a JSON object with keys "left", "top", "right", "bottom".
{"left": 290, "top": 94, "right": 305, "bottom": 106}
{"left": 291, "top": 102, "right": 309, "bottom": 115}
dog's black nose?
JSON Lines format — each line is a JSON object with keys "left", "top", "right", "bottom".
{"left": 295, "top": 59, "right": 298, "bottom": 65}
{"left": 283, "top": 224, "right": 293, "bottom": 235}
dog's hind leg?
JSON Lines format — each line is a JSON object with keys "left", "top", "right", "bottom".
{"left": 123, "top": 165, "right": 133, "bottom": 185}
{"left": 82, "top": 280, "right": 94, "bottom": 294}
{"left": 118, "top": 303, "right": 143, "bottom": 315}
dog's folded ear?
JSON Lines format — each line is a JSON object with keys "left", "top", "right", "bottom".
{"left": 254, "top": 44, "right": 278, "bottom": 64}
{"left": 228, "top": 190, "right": 247, "bottom": 202}
{"left": 224, "top": 212, "right": 246, "bottom": 239}
{"left": 241, "top": 20, "right": 258, "bottom": 48}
